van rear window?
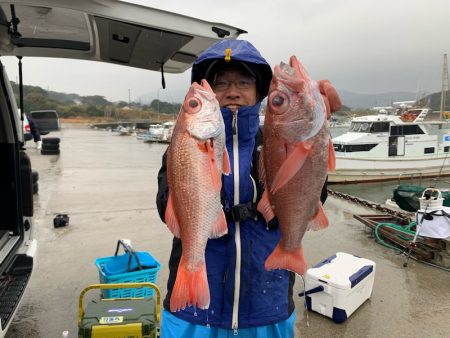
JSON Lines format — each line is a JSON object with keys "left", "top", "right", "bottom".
{"left": 31, "top": 111, "right": 58, "bottom": 119}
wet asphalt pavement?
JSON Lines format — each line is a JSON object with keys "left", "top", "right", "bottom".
{"left": 6, "top": 124, "right": 450, "bottom": 338}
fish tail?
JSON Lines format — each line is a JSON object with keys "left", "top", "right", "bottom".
{"left": 170, "top": 257, "right": 210, "bottom": 312}
{"left": 265, "top": 244, "right": 307, "bottom": 275}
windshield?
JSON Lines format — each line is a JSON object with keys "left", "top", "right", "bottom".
{"left": 349, "top": 122, "right": 371, "bottom": 133}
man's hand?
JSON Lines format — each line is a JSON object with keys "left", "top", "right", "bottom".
{"left": 318, "top": 80, "right": 341, "bottom": 119}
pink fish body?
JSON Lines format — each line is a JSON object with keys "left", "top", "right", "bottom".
{"left": 165, "top": 80, "right": 230, "bottom": 311}
{"left": 257, "top": 56, "right": 336, "bottom": 275}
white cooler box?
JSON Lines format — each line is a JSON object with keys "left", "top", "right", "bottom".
{"left": 301, "top": 252, "right": 375, "bottom": 323}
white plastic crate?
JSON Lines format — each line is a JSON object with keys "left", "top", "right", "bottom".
{"left": 301, "top": 252, "right": 375, "bottom": 323}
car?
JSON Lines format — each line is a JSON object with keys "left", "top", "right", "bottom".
{"left": 22, "top": 112, "right": 32, "bottom": 141}
{"left": 0, "top": 0, "right": 243, "bottom": 336}
{"left": 29, "top": 110, "right": 60, "bottom": 135}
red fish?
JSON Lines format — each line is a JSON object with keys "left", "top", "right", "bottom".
{"left": 257, "top": 56, "right": 335, "bottom": 275}
{"left": 165, "top": 80, "right": 230, "bottom": 311}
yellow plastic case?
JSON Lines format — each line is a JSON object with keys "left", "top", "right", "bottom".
{"left": 78, "top": 283, "right": 161, "bottom": 338}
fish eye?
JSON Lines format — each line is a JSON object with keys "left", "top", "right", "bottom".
{"left": 272, "top": 95, "right": 284, "bottom": 107}
{"left": 269, "top": 91, "right": 289, "bottom": 114}
{"left": 184, "top": 97, "right": 202, "bottom": 114}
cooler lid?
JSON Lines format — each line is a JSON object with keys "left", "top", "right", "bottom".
{"left": 307, "top": 252, "right": 375, "bottom": 290}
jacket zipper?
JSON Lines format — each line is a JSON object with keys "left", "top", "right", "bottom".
{"left": 231, "top": 110, "right": 241, "bottom": 335}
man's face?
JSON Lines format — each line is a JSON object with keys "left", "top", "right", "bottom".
{"left": 211, "top": 68, "right": 258, "bottom": 111}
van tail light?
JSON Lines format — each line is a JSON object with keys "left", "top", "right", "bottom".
{"left": 25, "top": 124, "right": 30, "bottom": 132}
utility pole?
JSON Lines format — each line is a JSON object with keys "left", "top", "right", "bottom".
{"left": 157, "top": 88, "right": 161, "bottom": 122}
{"left": 440, "top": 54, "right": 449, "bottom": 119}
{"left": 128, "top": 88, "right": 131, "bottom": 106}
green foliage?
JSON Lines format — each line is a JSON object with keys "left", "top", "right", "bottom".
{"left": 10, "top": 81, "right": 182, "bottom": 119}
{"left": 150, "top": 99, "right": 181, "bottom": 115}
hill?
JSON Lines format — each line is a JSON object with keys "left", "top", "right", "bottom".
{"left": 337, "top": 90, "right": 418, "bottom": 110}
{"left": 10, "top": 81, "right": 180, "bottom": 120}
{"left": 10, "top": 81, "right": 449, "bottom": 116}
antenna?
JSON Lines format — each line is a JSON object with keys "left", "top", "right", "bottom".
{"left": 440, "top": 54, "right": 449, "bottom": 119}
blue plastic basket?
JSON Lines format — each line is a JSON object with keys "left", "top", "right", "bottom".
{"left": 95, "top": 241, "right": 160, "bottom": 299}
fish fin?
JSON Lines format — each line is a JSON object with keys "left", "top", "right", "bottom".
{"left": 223, "top": 147, "right": 231, "bottom": 175}
{"left": 308, "top": 203, "right": 329, "bottom": 230}
{"left": 170, "top": 257, "right": 210, "bottom": 312}
{"left": 210, "top": 211, "right": 228, "bottom": 238}
{"left": 206, "top": 140, "right": 222, "bottom": 191}
{"left": 328, "top": 138, "right": 336, "bottom": 172}
{"left": 271, "top": 142, "right": 313, "bottom": 194}
{"left": 265, "top": 244, "right": 308, "bottom": 275}
{"left": 165, "top": 193, "right": 181, "bottom": 238}
{"left": 257, "top": 189, "right": 275, "bottom": 222}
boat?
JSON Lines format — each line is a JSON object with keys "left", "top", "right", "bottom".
{"left": 386, "top": 184, "right": 450, "bottom": 212}
{"left": 328, "top": 107, "right": 450, "bottom": 183}
{"left": 140, "top": 121, "right": 176, "bottom": 143}
{"left": 330, "top": 54, "right": 450, "bottom": 184}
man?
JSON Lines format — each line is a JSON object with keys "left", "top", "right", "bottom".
{"left": 156, "top": 39, "right": 341, "bottom": 337}
{"left": 27, "top": 113, "right": 42, "bottom": 149}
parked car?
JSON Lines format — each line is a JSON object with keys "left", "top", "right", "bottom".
{"left": 22, "top": 112, "right": 32, "bottom": 141}
{"left": 0, "top": 0, "right": 242, "bottom": 336}
{"left": 29, "top": 110, "right": 60, "bottom": 135}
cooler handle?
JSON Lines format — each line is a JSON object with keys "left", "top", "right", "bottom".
{"left": 298, "top": 285, "right": 324, "bottom": 297}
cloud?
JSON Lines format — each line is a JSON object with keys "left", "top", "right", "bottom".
{"left": 2, "top": 0, "right": 449, "bottom": 102}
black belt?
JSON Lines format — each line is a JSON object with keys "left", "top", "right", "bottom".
{"left": 224, "top": 201, "right": 279, "bottom": 230}
{"left": 224, "top": 201, "right": 258, "bottom": 222}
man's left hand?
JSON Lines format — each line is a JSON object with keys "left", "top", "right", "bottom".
{"left": 318, "top": 80, "right": 341, "bottom": 119}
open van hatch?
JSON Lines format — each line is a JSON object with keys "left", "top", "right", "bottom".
{"left": 0, "top": 1, "right": 245, "bottom": 73}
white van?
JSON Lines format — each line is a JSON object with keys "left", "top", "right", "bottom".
{"left": 0, "top": 0, "right": 242, "bottom": 335}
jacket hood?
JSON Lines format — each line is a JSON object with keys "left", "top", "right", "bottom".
{"left": 191, "top": 40, "right": 273, "bottom": 100}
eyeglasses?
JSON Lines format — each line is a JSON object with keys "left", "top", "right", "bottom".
{"left": 212, "top": 77, "right": 256, "bottom": 91}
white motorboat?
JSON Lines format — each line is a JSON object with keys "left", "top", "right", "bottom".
{"left": 140, "top": 121, "right": 176, "bottom": 143}
{"left": 329, "top": 108, "right": 450, "bottom": 183}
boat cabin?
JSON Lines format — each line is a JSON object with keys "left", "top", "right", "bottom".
{"left": 332, "top": 110, "right": 450, "bottom": 158}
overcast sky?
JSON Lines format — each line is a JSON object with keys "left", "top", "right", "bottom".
{"left": 2, "top": 0, "right": 450, "bottom": 103}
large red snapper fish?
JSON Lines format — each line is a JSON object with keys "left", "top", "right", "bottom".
{"left": 257, "top": 56, "right": 336, "bottom": 275}
{"left": 165, "top": 80, "right": 230, "bottom": 311}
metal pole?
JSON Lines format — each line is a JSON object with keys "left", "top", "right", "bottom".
{"left": 157, "top": 88, "right": 160, "bottom": 122}
{"left": 440, "top": 54, "right": 448, "bottom": 119}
